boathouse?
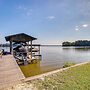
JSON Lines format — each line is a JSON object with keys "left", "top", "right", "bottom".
{"left": 5, "top": 33, "right": 38, "bottom": 58}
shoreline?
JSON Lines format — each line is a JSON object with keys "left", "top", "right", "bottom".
{"left": 4, "top": 61, "right": 90, "bottom": 90}
{"left": 24, "top": 61, "right": 89, "bottom": 82}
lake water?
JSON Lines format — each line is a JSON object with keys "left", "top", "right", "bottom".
{"left": 1, "top": 46, "right": 90, "bottom": 77}
{"left": 19, "top": 46, "right": 90, "bottom": 77}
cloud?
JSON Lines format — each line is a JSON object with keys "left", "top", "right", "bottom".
{"left": 75, "top": 23, "right": 89, "bottom": 31}
{"left": 17, "top": 5, "right": 33, "bottom": 16}
{"left": 82, "top": 24, "right": 88, "bottom": 28}
{"left": 75, "top": 26, "right": 79, "bottom": 31}
{"left": 47, "top": 16, "right": 56, "bottom": 20}
{"left": 75, "top": 28, "right": 79, "bottom": 31}
{"left": 17, "top": 5, "right": 27, "bottom": 10}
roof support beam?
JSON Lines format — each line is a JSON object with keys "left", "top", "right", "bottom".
{"left": 31, "top": 40, "right": 32, "bottom": 59}
{"left": 10, "top": 41, "right": 12, "bottom": 54}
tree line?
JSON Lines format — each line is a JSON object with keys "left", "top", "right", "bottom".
{"left": 62, "top": 40, "right": 90, "bottom": 46}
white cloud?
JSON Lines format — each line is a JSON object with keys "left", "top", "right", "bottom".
{"left": 17, "top": 5, "right": 33, "bottom": 16}
{"left": 75, "top": 26, "right": 79, "bottom": 31}
{"left": 17, "top": 5, "right": 28, "bottom": 10}
{"left": 75, "top": 23, "right": 89, "bottom": 31}
{"left": 47, "top": 16, "right": 56, "bottom": 20}
{"left": 82, "top": 24, "right": 88, "bottom": 28}
{"left": 75, "top": 28, "right": 79, "bottom": 31}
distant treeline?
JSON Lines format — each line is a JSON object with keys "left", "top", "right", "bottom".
{"left": 62, "top": 40, "right": 90, "bottom": 46}
{"left": 0, "top": 43, "right": 10, "bottom": 47}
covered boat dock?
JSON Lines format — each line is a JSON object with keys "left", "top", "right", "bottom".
{"left": 5, "top": 33, "right": 41, "bottom": 64}
{"left": 5, "top": 33, "right": 37, "bottom": 58}
{"left": 5, "top": 33, "right": 41, "bottom": 65}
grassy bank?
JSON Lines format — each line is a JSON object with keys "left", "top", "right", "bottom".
{"left": 6, "top": 63, "right": 90, "bottom": 90}
{"left": 32, "top": 62, "right": 90, "bottom": 90}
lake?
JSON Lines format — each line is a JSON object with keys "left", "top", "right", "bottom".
{"left": 1, "top": 46, "right": 90, "bottom": 77}
{"left": 19, "top": 46, "right": 90, "bottom": 77}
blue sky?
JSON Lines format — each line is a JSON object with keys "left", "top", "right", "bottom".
{"left": 0, "top": 0, "right": 90, "bottom": 44}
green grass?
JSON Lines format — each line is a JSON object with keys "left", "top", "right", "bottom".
{"left": 63, "top": 62, "right": 75, "bottom": 68}
{"left": 31, "top": 63, "right": 90, "bottom": 90}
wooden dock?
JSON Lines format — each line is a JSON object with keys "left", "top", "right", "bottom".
{"left": 0, "top": 55, "right": 25, "bottom": 89}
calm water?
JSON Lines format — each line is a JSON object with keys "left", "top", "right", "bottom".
{"left": 20, "top": 46, "right": 90, "bottom": 77}
{"left": 1, "top": 46, "right": 90, "bottom": 77}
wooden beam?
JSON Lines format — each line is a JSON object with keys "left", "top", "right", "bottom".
{"left": 38, "top": 45, "right": 40, "bottom": 55}
{"left": 10, "top": 41, "right": 12, "bottom": 54}
{"left": 27, "top": 42, "right": 29, "bottom": 57}
{"left": 31, "top": 40, "right": 32, "bottom": 59}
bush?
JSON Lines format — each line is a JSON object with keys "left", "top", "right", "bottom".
{"left": 63, "top": 62, "right": 75, "bottom": 68}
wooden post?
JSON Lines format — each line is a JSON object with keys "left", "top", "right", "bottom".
{"left": 31, "top": 40, "right": 32, "bottom": 59}
{"left": 10, "top": 41, "right": 12, "bottom": 54}
{"left": 28, "top": 42, "right": 29, "bottom": 50}
{"left": 39, "top": 45, "right": 40, "bottom": 55}
{"left": 27, "top": 42, "right": 29, "bottom": 57}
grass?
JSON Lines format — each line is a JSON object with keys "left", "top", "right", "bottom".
{"left": 63, "top": 62, "right": 75, "bottom": 68}
{"left": 31, "top": 63, "right": 90, "bottom": 90}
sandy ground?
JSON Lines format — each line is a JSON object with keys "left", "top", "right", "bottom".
{"left": 3, "top": 83, "right": 38, "bottom": 90}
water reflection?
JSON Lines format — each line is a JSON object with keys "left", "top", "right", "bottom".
{"left": 63, "top": 47, "right": 90, "bottom": 50}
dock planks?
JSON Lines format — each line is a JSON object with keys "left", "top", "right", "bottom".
{"left": 0, "top": 55, "right": 25, "bottom": 89}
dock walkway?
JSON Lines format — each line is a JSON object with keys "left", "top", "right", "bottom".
{"left": 0, "top": 55, "right": 25, "bottom": 89}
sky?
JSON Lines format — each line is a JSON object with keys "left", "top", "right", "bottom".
{"left": 0, "top": 0, "right": 90, "bottom": 44}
